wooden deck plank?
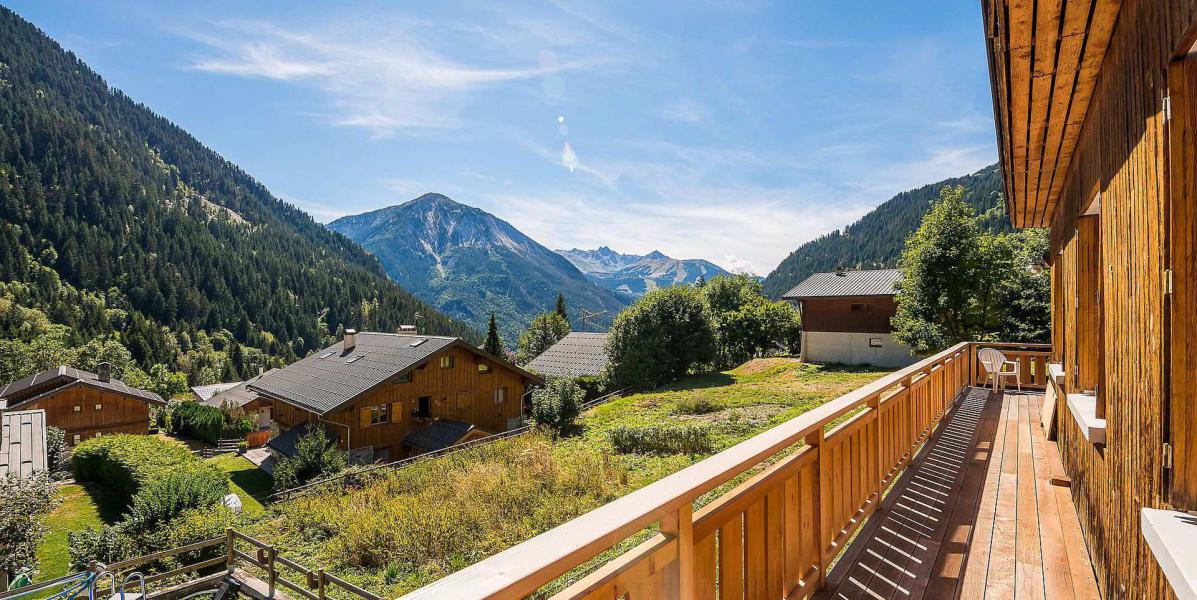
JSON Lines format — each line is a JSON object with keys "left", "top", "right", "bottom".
{"left": 984, "top": 392, "right": 1020, "bottom": 598}
{"left": 1014, "top": 395, "right": 1046, "bottom": 599}
{"left": 1028, "top": 397, "right": 1075, "bottom": 600}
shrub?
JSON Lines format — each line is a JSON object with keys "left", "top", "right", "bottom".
{"left": 171, "top": 401, "right": 225, "bottom": 444}
{"left": 608, "top": 424, "right": 714, "bottom": 455}
{"left": 67, "top": 525, "right": 137, "bottom": 572}
{"left": 273, "top": 426, "right": 348, "bottom": 492}
{"left": 530, "top": 378, "right": 584, "bottom": 435}
{"left": 0, "top": 472, "right": 59, "bottom": 577}
{"left": 71, "top": 435, "right": 228, "bottom": 529}
{"left": 128, "top": 466, "right": 230, "bottom": 529}
{"left": 45, "top": 425, "right": 69, "bottom": 475}
{"left": 574, "top": 376, "right": 607, "bottom": 399}
{"left": 673, "top": 396, "right": 721, "bottom": 415}
{"left": 605, "top": 286, "right": 717, "bottom": 390}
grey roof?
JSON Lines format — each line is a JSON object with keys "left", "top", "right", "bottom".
{"left": 403, "top": 419, "right": 475, "bottom": 452}
{"left": 781, "top": 269, "right": 902, "bottom": 299}
{"left": 1, "top": 409, "right": 48, "bottom": 477}
{"left": 201, "top": 370, "right": 277, "bottom": 408}
{"left": 526, "top": 332, "right": 610, "bottom": 378}
{"left": 0, "top": 366, "right": 164, "bottom": 407}
{"left": 191, "top": 382, "right": 241, "bottom": 403}
{"left": 267, "top": 423, "right": 337, "bottom": 458}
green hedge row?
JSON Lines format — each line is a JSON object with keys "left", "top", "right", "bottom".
{"left": 72, "top": 435, "right": 228, "bottom": 528}
{"left": 608, "top": 424, "right": 714, "bottom": 455}
{"left": 171, "top": 401, "right": 226, "bottom": 444}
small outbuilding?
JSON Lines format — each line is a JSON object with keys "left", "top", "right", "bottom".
{"left": 0, "top": 409, "right": 48, "bottom": 477}
{"left": 781, "top": 268, "right": 917, "bottom": 368}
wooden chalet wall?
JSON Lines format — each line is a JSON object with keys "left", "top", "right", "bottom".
{"left": 19, "top": 385, "right": 152, "bottom": 443}
{"left": 273, "top": 345, "right": 529, "bottom": 456}
{"left": 800, "top": 296, "right": 898, "bottom": 333}
{"left": 1043, "top": 1, "right": 1197, "bottom": 597}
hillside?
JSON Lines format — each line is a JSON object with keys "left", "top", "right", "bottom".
{"left": 328, "top": 194, "right": 627, "bottom": 344}
{"left": 0, "top": 7, "right": 476, "bottom": 381}
{"left": 762, "top": 164, "right": 1009, "bottom": 298}
{"left": 558, "top": 247, "right": 730, "bottom": 299}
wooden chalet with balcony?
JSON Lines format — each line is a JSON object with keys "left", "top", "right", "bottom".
{"left": 0, "top": 364, "right": 163, "bottom": 446}
{"left": 248, "top": 330, "right": 541, "bottom": 463}
{"left": 387, "top": 2, "right": 1197, "bottom": 599}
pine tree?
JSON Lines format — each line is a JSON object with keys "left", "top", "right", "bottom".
{"left": 555, "top": 293, "right": 568, "bottom": 322}
{"left": 484, "top": 312, "right": 503, "bottom": 356}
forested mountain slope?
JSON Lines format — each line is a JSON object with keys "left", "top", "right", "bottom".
{"left": 329, "top": 194, "right": 626, "bottom": 345}
{"left": 762, "top": 164, "right": 1010, "bottom": 298}
{"left": 0, "top": 7, "right": 476, "bottom": 383}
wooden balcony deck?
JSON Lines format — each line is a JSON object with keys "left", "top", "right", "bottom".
{"left": 819, "top": 388, "right": 1100, "bottom": 600}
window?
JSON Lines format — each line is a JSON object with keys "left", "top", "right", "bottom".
{"left": 869, "top": 338, "right": 883, "bottom": 348}
{"left": 851, "top": 303, "right": 867, "bottom": 312}
{"left": 395, "top": 372, "right": 412, "bottom": 383}
{"left": 369, "top": 404, "right": 389, "bottom": 425}
{"left": 95, "top": 404, "right": 103, "bottom": 411}
{"left": 73, "top": 405, "right": 81, "bottom": 412}
{"left": 72, "top": 434, "right": 81, "bottom": 445}
{"left": 478, "top": 362, "right": 492, "bottom": 374}
{"left": 495, "top": 386, "right": 508, "bottom": 405}
{"left": 440, "top": 355, "right": 455, "bottom": 368}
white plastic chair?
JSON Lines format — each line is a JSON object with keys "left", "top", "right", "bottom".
{"left": 978, "top": 348, "right": 1021, "bottom": 391}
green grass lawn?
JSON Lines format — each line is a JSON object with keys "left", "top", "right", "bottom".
{"left": 35, "top": 483, "right": 114, "bottom": 582}
{"left": 206, "top": 453, "right": 273, "bottom": 515}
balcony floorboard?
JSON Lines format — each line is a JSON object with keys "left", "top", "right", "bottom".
{"left": 818, "top": 388, "right": 1100, "bottom": 600}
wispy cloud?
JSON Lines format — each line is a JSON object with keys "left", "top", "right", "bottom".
{"left": 186, "top": 15, "right": 621, "bottom": 136}
{"left": 662, "top": 98, "right": 711, "bottom": 123}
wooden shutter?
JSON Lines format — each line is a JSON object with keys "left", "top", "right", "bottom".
{"left": 1169, "top": 57, "right": 1197, "bottom": 507}
{"left": 359, "top": 406, "right": 371, "bottom": 429}
{"left": 392, "top": 402, "right": 403, "bottom": 422}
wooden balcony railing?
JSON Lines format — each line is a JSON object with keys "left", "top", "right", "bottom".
{"left": 397, "top": 341, "right": 1018, "bottom": 600}
{"left": 973, "top": 341, "right": 1053, "bottom": 389}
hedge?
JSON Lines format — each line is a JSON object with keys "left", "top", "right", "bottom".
{"left": 608, "top": 424, "right": 714, "bottom": 455}
{"left": 71, "top": 435, "right": 228, "bottom": 526}
{"left": 171, "top": 401, "right": 225, "bottom": 444}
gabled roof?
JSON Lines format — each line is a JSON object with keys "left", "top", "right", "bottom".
{"left": 0, "top": 366, "right": 164, "bottom": 408}
{"left": 201, "top": 369, "right": 277, "bottom": 408}
{"left": 191, "top": 381, "right": 241, "bottom": 403}
{"left": 526, "top": 332, "right": 610, "bottom": 379}
{"left": 1, "top": 409, "right": 47, "bottom": 477}
{"left": 248, "top": 333, "right": 541, "bottom": 416}
{"left": 403, "top": 419, "right": 475, "bottom": 452}
{"left": 781, "top": 269, "right": 902, "bottom": 300}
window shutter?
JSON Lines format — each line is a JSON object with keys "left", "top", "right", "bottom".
{"left": 360, "top": 407, "right": 371, "bottom": 429}
{"left": 392, "top": 402, "right": 403, "bottom": 421}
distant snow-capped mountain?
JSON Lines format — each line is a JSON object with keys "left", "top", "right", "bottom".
{"left": 556, "top": 247, "right": 731, "bottom": 299}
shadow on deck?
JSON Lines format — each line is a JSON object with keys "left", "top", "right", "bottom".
{"left": 818, "top": 387, "right": 1101, "bottom": 600}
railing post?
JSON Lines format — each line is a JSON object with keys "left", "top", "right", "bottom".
{"left": 267, "top": 546, "right": 277, "bottom": 598}
{"left": 660, "top": 503, "right": 694, "bottom": 598}
{"left": 868, "top": 394, "right": 883, "bottom": 497}
{"left": 317, "top": 568, "right": 327, "bottom": 600}
{"left": 810, "top": 427, "right": 827, "bottom": 589}
{"left": 226, "top": 528, "right": 235, "bottom": 575}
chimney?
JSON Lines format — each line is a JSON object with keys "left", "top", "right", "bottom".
{"left": 344, "top": 329, "right": 357, "bottom": 352}
{"left": 258, "top": 366, "right": 265, "bottom": 376}
{"left": 97, "top": 362, "right": 112, "bottom": 383}
{"left": 398, "top": 325, "right": 418, "bottom": 335}
{"left": 835, "top": 266, "right": 847, "bottom": 277}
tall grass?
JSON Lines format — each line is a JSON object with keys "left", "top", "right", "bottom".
{"left": 269, "top": 433, "right": 631, "bottom": 582}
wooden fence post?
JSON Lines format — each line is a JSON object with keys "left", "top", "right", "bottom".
{"left": 811, "top": 427, "right": 827, "bottom": 589}
{"left": 317, "top": 568, "right": 327, "bottom": 600}
{"left": 226, "top": 528, "right": 235, "bottom": 575}
{"left": 267, "top": 546, "right": 277, "bottom": 598}
{"left": 660, "top": 503, "right": 694, "bottom": 599}
{"left": 868, "top": 394, "right": 883, "bottom": 498}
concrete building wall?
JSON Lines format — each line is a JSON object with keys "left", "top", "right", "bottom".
{"left": 801, "top": 331, "right": 918, "bottom": 368}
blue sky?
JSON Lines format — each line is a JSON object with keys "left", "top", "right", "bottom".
{"left": 10, "top": 1, "right": 998, "bottom": 274}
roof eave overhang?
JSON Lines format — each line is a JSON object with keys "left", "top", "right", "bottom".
{"left": 983, "top": 0, "right": 1122, "bottom": 229}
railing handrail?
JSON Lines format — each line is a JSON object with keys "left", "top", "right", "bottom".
{"left": 397, "top": 341, "right": 974, "bottom": 600}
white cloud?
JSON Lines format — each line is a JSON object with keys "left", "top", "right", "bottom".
{"left": 187, "top": 17, "right": 619, "bottom": 136}
{"left": 721, "top": 255, "right": 758, "bottom": 275}
{"left": 662, "top": 98, "right": 711, "bottom": 123}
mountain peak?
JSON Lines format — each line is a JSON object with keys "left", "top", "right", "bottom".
{"left": 644, "top": 250, "right": 668, "bottom": 260}
{"left": 403, "top": 192, "right": 459, "bottom": 208}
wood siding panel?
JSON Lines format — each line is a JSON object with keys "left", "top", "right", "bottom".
{"left": 801, "top": 296, "right": 898, "bottom": 334}
{"left": 19, "top": 385, "right": 152, "bottom": 443}
{"left": 1040, "top": 1, "right": 1197, "bottom": 597}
